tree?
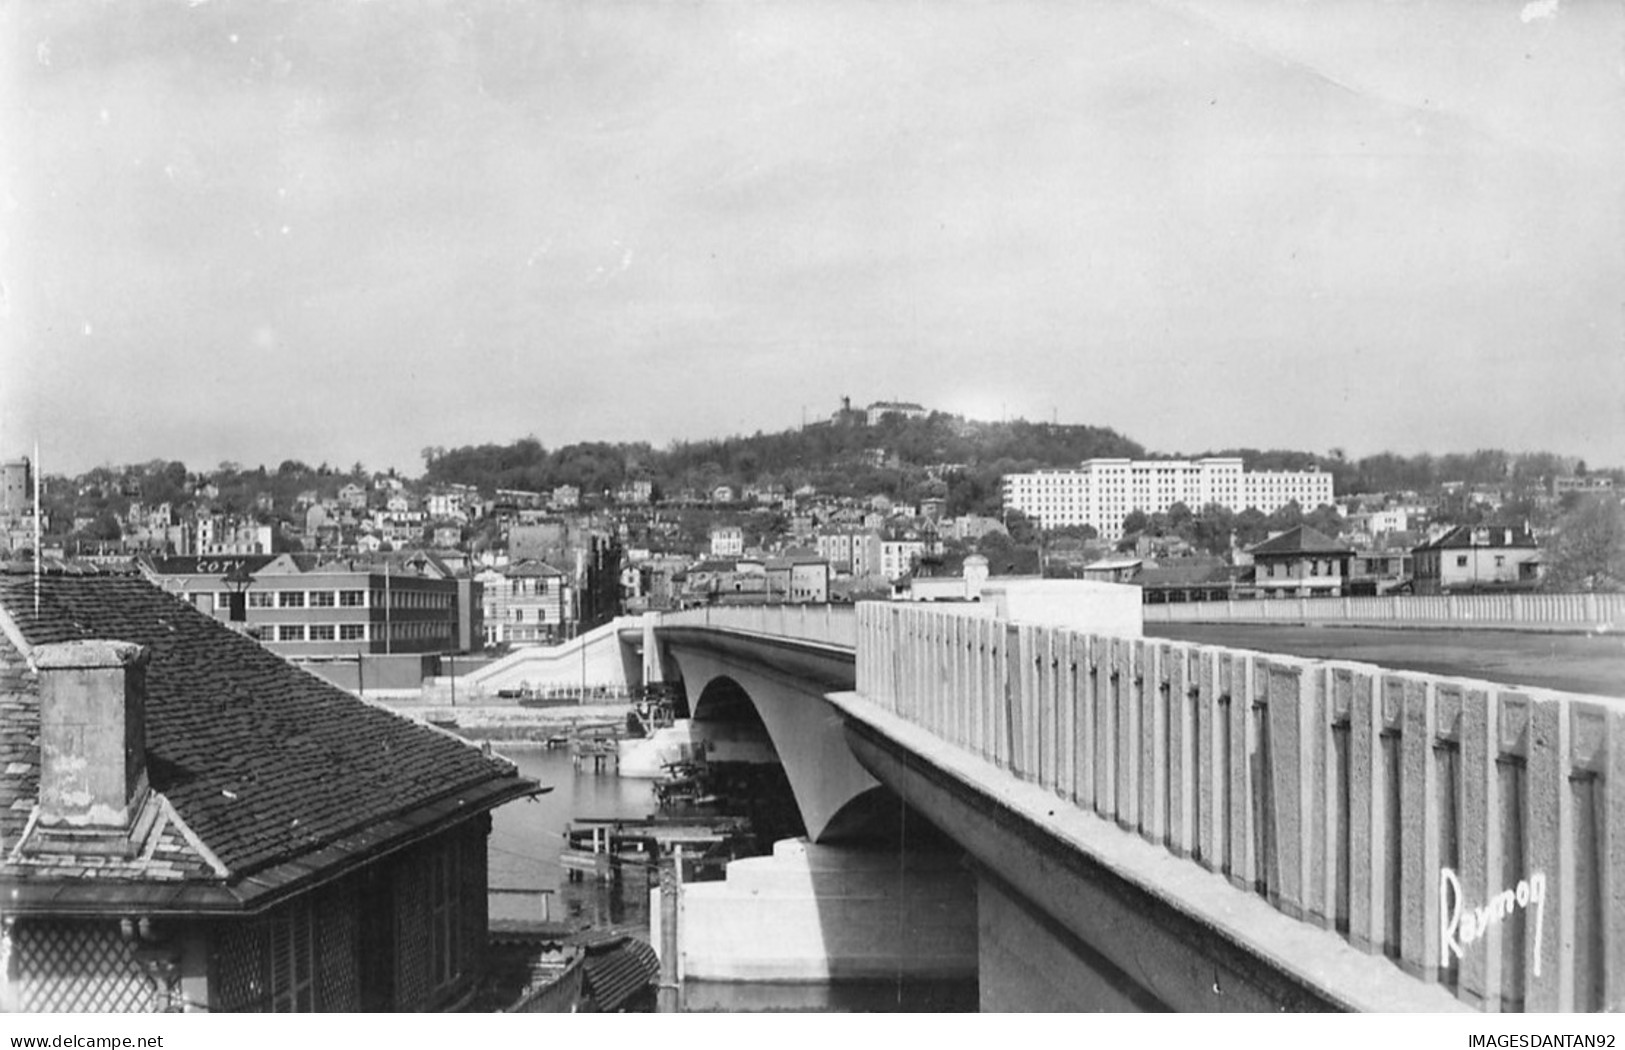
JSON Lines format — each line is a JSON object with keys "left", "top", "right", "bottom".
{"left": 1121, "top": 509, "right": 1149, "bottom": 536}
{"left": 1303, "top": 503, "right": 1345, "bottom": 537}
{"left": 1234, "top": 508, "right": 1271, "bottom": 549}
{"left": 1267, "top": 501, "right": 1304, "bottom": 531}
{"left": 1191, "top": 503, "right": 1236, "bottom": 555}
{"left": 1543, "top": 496, "right": 1625, "bottom": 591}
{"left": 1003, "top": 509, "right": 1039, "bottom": 546}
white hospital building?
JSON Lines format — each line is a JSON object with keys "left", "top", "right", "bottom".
{"left": 1001, "top": 458, "right": 1334, "bottom": 540}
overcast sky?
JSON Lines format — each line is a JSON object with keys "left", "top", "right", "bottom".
{"left": 3, "top": 0, "right": 1620, "bottom": 476}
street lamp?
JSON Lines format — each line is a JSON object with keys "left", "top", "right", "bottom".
{"left": 221, "top": 563, "right": 256, "bottom": 623}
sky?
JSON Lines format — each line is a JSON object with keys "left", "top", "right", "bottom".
{"left": 2, "top": 0, "right": 1621, "bottom": 476}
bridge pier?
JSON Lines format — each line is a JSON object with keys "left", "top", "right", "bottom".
{"left": 670, "top": 838, "right": 978, "bottom": 983}
{"left": 974, "top": 866, "right": 1161, "bottom": 1012}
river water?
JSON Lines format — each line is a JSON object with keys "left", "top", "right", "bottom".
{"left": 486, "top": 746, "right": 977, "bottom": 1012}
{"left": 487, "top": 746, "right": 654, "bottom": 931}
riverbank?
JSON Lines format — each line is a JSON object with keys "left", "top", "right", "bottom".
{"left": 368, "top": 696, "right": 635, "bottom": 742}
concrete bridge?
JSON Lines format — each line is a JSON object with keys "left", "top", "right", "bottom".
{"left": 646, "top": 588, "right": 1624, "bottom": 1013}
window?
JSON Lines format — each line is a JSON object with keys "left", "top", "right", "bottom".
{"left": 339, "top": 590, "right": 365, "bottom": 607}
{"left": 309, "top": 624, "right": 336, "bottom": 641}
{"left": 268, "top": 902, "right": 318, "bottom": 1012}
{"left": 277, "top": 624, "right": 305, "bottom": 642}
{"left": 249, "top": 591, "right": 274, "bottom": 608}
{"left": 1495, "top": 556, "right": 1506, "bottom": 568}
{"left": 1456, "top": 555, "right": 1469, "bottom": 568}
{"left": 309, "top": 591, "right": 336, "bottom": 607}
{"left": 278, "top": 591, "right": 306, "bottom": 608}
{"left": 428, "top": 843, "right": 462, "bottom": 990}
{"left": 340, "top": 624, "right": 366, "bottom": 641}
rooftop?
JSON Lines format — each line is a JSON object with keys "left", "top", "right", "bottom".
{"left": 1247, "top": 525, "right": 1352, "bottom": 557}
{"left": 0, "top": 567, "right": 534, "bottom": 912}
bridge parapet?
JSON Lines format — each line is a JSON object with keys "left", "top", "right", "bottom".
{"left": 856, "top": 601, "right": 1625, "bottom": 1012}
{"left": 659, "top": 604, "right": 859, "bottom": 650}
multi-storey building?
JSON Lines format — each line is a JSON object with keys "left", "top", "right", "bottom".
{"left": 475, "top": 560, "right": 571, "bottom": 646}
{"left": 815, "top": 527, "right": 883, "bottom": 578}
{"left": 2, "top": 458, "right": 33, "bottom": 516}
{"left": 616, "top": 479, "right": 653, "bottom": 505}
{"left": 196, "top": 517, "right": 274, "bottom": 555}
{"left": 710, "top": 526, "right": 744, "bottom": 557}
{"left": 1554, "top": 475, "right": 1615, "bottom": 497}
{"left": 142, "top": 555, "right": 472, "bottom": 657}
{"left": 1001, "top": 457, "right": 1334, "bottom": 540}
{"left": 764, "top": 554, "right": 831, "bottom": 603}
{"left": 865, "top": 400, "right": 929, "bottom": 426}
{"left": 880, "top": 539, "right": 927, "bottom": 581}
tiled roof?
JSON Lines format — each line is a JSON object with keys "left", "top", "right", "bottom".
{"left": 1138, "top": 561, "right": 1234, "bottom": 588}
{"left": 1247, "top": 525, "right": 1351, "bottom": 556}
{"left": 0, "top": 569, "right": 532, "bottom": 899}
{"left": 580, "top": 935, "right": 659, "bottom": 1012}
{"left": 504, "top": 560, "right": 565, "bottom": 578}
{"left": 1414, "top": 525, "right": 1538, "bottom": 551}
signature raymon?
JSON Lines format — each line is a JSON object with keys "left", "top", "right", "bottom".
{"left": 1439, "top": 867, "right": 1548, "bottom": 976}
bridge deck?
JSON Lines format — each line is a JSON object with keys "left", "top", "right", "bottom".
{"left": 1149, "top": 624, "right": 1625, "bottom": 698}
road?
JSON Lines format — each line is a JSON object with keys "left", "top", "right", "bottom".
{"left": 1145, "top": 623, "right": 1625, "bottom": 699}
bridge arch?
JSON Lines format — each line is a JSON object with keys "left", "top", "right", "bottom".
{"left": 664, "top": 644, "right": 892, "bottom": 842}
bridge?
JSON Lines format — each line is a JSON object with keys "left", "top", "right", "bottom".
{"left": 642, "top": 587, "right": 1623, "bottom": 1013}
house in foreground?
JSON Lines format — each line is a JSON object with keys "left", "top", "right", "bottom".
{"left": 1411, "top": 524, "right": 1543, "bottom": 595}
{"left": 1244, "top": 525, "right": 1354, "bottom": 599}
{"left": 0, "top": 566, "right": 538, "bottom": 1012}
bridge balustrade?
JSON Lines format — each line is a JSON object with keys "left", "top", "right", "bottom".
{"left": 855, "top": 601, "right": 1625, "bottom": 1013}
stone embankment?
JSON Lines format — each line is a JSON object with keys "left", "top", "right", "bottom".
{"left": 367, "top": 693, "right": 634, "bottom": 744}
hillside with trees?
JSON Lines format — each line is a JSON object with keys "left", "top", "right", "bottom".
{"left": 417, "top": 418, "right": 1615, "bottom": 515}
{"left": 420, "top": 414, "right": 1147, "bottom": 518}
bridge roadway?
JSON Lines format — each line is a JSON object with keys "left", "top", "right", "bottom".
{"left": 1148, "top": 624, "right": 1625, "bottom": 698}
{"left": 651, "top": 594, "right": 1624, "bottom": 1013}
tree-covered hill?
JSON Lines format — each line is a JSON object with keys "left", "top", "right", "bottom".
{"left": 414, "top": 414, "right": 1617, "bottom": 520}
{"left": 420, "top": 414, "right": 1147, "bottom": 516}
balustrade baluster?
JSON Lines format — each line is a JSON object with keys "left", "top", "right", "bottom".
{"left": 1058, "top": 630, "right": 1078, "bottom": 802}
{"left": 1348, "top": 669, "right": 1384, "bottom": 955}
{"left": 1397, "top": 676, "right": 1442, "bottom": 979}
{"left": 1144, "top": 643, "right": 1169, "bottom": 846}
{"left": 1524, "top": 695, "right": 1570, "bottom": 1010}
{"left": 1457, "top": 684, "right": 1502, "bottom": 1009}
{"left": 1073, "top": 633, "right": 1096, "bottom": 810}
{"left": 1601, "top": 706, "right": 1625, "bottom": 1012}
{"left": 1263, "top": 660, "right": 1307, "bottom": 917}
{"left": 1096, "top": 636, "right": 1117, "bottom": 820}
{"left": 1197, "top": 648, "right": 1222, "bottom": 872}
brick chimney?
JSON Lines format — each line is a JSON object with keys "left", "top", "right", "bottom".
{"left": 28, "top": 640, "right": 154, "bottom": 855}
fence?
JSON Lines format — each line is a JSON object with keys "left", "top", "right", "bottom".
{"left": 856, "top": 601, "right": 1625, "bottom": 1013}
{"left": 1144, "top": 592, "right": 1625, "bottom": 631}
